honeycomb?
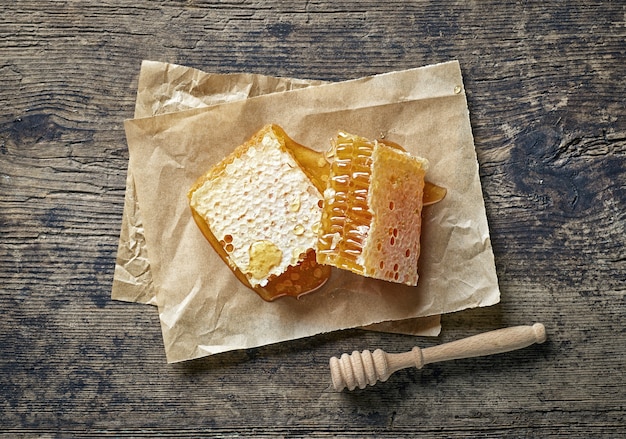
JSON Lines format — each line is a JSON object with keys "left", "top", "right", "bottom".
{"left": 188, "top": 124, "right": 330, "bottom": 301}
{"left": 316, "top": 132, "right": 428, "bottom": 286}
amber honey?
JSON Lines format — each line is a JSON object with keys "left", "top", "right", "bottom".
{"left": 316, "top": 133, "right": 375, "bottom": 274}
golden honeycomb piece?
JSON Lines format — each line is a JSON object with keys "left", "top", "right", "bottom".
{"left": 316, "top": 132, "right": 429, "bottom": 286}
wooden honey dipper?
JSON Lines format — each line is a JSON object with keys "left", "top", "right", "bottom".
{"left": 329, "top": 323, "right": 546, "bottom": 391}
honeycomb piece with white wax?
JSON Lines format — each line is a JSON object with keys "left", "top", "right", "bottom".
{"left": 188, "top": 124, "right": 330, "bottom": 301}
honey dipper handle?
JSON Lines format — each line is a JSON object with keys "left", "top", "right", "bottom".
{"left": 420, "top": 323, "right": 547, "bottom": 366}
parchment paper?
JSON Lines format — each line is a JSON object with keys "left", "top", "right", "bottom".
{"left": 124, "top": 60, "right": 500, "bottom": 363}
{"left": 112, "top": 60, "right": 442, "bottom": 336}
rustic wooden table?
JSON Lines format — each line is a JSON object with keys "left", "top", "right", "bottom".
{"left": 1, "top": 1, "right": 624, "bottom": 437}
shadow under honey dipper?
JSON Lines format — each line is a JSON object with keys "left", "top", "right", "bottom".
{"left": 329, "top": 323, "right": 547, "bottom": 391}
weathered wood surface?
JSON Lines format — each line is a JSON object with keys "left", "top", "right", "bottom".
{"left": 1, "top": 1, "right": 624, "bottom": 437}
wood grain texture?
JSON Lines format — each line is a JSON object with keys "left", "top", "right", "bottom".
{"left": 1, "top": 0, "right": 624, "bottom": 437}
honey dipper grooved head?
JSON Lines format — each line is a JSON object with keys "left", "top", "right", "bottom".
{"left": 329, "top": 349, "right": 391, "bottom": 391}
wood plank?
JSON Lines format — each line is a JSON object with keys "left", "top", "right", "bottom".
{"left": 0, "top": 0, "right": 624, "bottom": 436}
